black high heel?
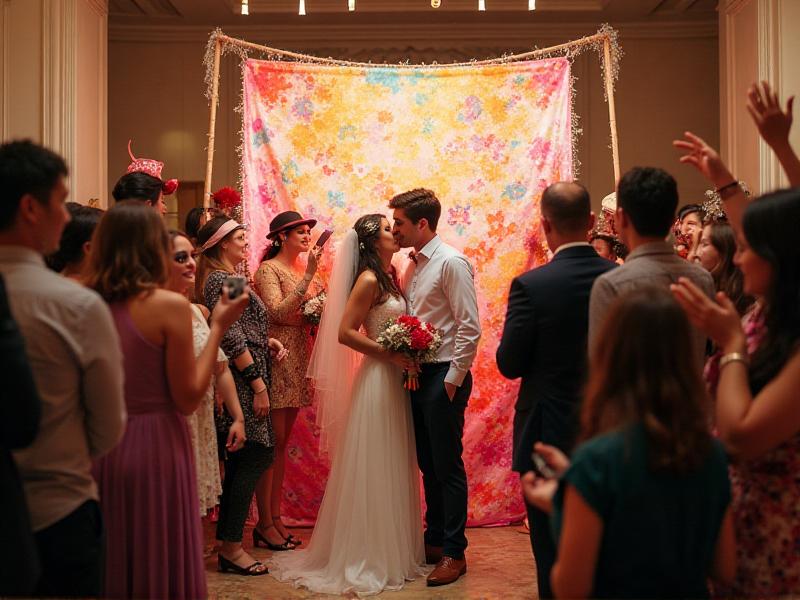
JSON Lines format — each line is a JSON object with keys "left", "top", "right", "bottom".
{"left": 218, "top": 553, "right": 268, "bottom": 576}
{"left": 252, "top": 526, "right": 295, "bottom": 551}
{"left": 273, "top": 516, "right": 302, "bottom": 547}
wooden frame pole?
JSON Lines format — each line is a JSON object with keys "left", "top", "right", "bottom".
{"left": 203, "top": 38, "right": 222, "bottom": 209}
{"left": 602, "top": 35, "right": 621, "bottom": 184}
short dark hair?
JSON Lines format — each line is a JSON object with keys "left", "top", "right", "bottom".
{"left": 617, "top": 167, "right": 678, "bottom": 237}
{"left": 541, "top": 182, "right": 592, "bottom": 234}
{"left": 678, "top": 204, "right": 702, "bottom": 222}
{"left": 112, "top": 171, "right": 162, "bottom": 204}
{"left": 0, "top": 139, "right": 68, "bottom": 230}
{"left": 388, "top": 188, "right": 441, "bottom": 231}
{"left": 45, "top": 202, "right": 104, "bottom": 272}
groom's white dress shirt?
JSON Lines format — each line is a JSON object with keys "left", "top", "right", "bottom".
{"left": 404, "top": 235, "right": 481, "bottom": 387}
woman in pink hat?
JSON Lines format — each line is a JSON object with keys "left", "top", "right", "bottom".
{"left": 252, "top": 211, "right": 325, "bottom": 550}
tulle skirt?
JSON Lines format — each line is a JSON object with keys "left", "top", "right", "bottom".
{"left": 269, "top": 357, "right": 426, "bottom": 597}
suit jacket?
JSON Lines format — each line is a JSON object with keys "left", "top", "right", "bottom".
{"left": 0, "top": 274, "right": 42, "bottom": 595}
{"left": 496, "top": 245, "right": 616, "bottom": 473}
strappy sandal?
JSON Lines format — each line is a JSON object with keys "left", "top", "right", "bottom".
{"left": 218, "top": 553, "right": 268, "bottom": 576}
{"left": 252, "top": 525, "right": 295, "bottom": 551}
{"left": 273, "top": 516, "right": 302, "bottom": 547}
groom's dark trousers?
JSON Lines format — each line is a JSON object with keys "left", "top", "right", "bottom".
{"left": 411, "top": 362, "right": 472, "bottom": 560}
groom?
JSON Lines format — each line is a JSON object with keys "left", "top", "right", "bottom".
{"left": 390, "top": 189, "right": 481, "bottom": 587}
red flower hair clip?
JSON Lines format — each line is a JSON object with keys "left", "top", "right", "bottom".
{"left": 212, "top": 186, "right": 242, "bottom": 210}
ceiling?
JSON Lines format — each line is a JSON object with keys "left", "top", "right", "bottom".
{"left": 109, "top": 0, "right": 719, "bottom": 25}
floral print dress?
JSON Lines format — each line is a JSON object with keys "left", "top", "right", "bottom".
{"left": 706, "top": 307, "right": 800, "bottom": 597}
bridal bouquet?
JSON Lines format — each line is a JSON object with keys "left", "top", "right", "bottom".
{"left": 301, "top": 291, "right": 326, "bottom": 326}
{"left": 376, "top": 314, "right": 443, "bottom": 390}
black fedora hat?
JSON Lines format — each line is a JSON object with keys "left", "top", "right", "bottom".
{"left": 266, "top": 210, "right": 317, "bottom": 239}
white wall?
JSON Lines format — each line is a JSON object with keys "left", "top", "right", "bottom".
{"left": 108, "top": 21, "right": 719, "bottom": 212}
{"left": 0, "top": 0, "right": 108, "bottom": 206}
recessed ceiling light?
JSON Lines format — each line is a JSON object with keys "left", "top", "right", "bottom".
{"left": 479, "top": 0, "right": 485, "bottom": 10}
{"left": 299, "top": 0, "right": 306, "bottom": 15}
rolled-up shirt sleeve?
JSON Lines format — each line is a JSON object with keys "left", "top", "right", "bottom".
{"left": 442, "top": 255, "right": 481, "bottom": 386}
{"left": 80, "top": 295, "right": 126, "bottom": 458}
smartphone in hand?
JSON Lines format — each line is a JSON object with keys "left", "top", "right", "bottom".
{"left": 223, "top": 275, "right": 247, "bottom": 300}
{"left": 531, "top": 451, "right": 557, "bottom": 480}
{"left": 315, "top": 229, "right": 333, "bottom": 248}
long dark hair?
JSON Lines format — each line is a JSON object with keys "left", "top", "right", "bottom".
{"left": 195, "top": 216, "right": 239, "bottom": 301}
{"left": 743, "top": 188, "right": 800, "bottom": 392}
{"left": 87, "top": 201, "right": 170, "bottom": 302}
{"left": 353, "top": 214, "right": 400, "bottom": 304}
{"left": 582, "top": 288, "right": 712, "bottom": 473}
{"left": 706, "top": 221, "right": 753, "bottom": 316}
{"left": 45, "top": 202, "right": 103, "bottom": 272}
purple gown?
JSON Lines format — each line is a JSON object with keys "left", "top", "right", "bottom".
{"left": 94, "top": 303, "right": 207, "bottom": 599}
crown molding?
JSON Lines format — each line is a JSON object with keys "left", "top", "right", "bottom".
{"left": 238, "top": 0, "right": 610, "bottom": 13}
{"left": 109, "top": 20, "right": 717, "bottom": 44}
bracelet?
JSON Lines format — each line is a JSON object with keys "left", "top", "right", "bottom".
{"left": 252, "top": 386, "right": 267, "bottom": 395}
{"left": 294, "top": 284, "right": 308, "bottom": 298}
{"left": 719, "top": 352, "right": 748, "bottom": 370}
{"left": 715, "top": 180, "right": 739, "bottom": 195}
{"left": 238, "top": 362, "right": 261, "bottom": 382}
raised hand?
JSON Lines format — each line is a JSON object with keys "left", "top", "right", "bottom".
{"left": 670, "top": 277, "right": 745, "bottom": 353}
{"left": 673, "top": 132, "right": 736, "bottom": 189}
{"left": 306, "top": 245, "right": 323, "bottom": 277}
{"left": 747, "top": 81, "right": 794, "bottom": 150}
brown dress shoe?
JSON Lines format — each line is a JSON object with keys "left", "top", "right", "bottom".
{"left": 425, "top": 544, "right": 443, "bottom": 565}
{"left": 426, "top": 556, "right": 467, "bottom": 587}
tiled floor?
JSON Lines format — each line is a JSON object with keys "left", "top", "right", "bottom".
{"left": 205, "top": 522, "right": 538, "bottom": 599}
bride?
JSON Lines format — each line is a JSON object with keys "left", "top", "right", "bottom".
{"left": 269, "top": 214, "right": 426, "bottom": 596}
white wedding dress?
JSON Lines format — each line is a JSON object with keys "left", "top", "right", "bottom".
{"left": 269, "top": 294, "right": 426, "bottom": 597}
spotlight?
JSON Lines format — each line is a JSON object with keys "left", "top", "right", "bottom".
{"left": 528, "top": 0, "right": 535, "bottom": 9}
{"left": 479, "top": 0, "right": 485, "bottom": 10}
{"left": 299, "top": 0, "right": 306, "bottom": 15}
{"left": 348, "top": 0, "right": 355, "bottom": 10}
{"left": 241, "top": 0, "right": 248, "bottom": 15}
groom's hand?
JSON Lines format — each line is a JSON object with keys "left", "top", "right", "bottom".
{"left": 444, "top": 382, "right": 457, "bottom": 401}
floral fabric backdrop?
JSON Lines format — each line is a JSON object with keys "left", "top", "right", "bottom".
{"left": 241, "top": 57, "right": 573, "bottom": 526}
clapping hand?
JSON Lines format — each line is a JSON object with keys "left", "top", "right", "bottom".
{"left": 747, "top": 80, "right": 794, "bottom": 150}
{"left": 670, "top": 277, "right": 746, "bottom": 353}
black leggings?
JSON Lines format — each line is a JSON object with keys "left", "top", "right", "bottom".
{"left": 216, "top": 442, "right": 274, "bottom": 542}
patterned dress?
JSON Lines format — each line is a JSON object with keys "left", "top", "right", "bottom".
{"left": 706, "top": 307, "right": 800, "bottom": 597}
{"left": 186, "top": 304, "right": 224, "bottom": 515}
{"left": 253, "top": 260, "right": 323, "bottom": 409}
{"left": 203, "top": 270, "right": 274, "bottom": 449}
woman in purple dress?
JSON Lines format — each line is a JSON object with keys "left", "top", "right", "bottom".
{"left": 89, "top": 201, "right": 248, "bottom": 599}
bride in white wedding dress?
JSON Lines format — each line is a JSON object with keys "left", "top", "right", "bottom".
{"left": 269, "top": 214, "right": 426, "bottom": 597}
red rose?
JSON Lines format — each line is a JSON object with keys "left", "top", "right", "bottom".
{"left": 398, "top": 315, "right": 421, "bottom": 329}
{"left": 410, "top": 328, "right": 433, "bottom": 351}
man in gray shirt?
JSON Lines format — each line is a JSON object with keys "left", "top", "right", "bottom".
{"left": 0, "top": 140, "right": 125, "bottom": 596}
{"left": 589, "top": 167, "right": 714, "bottom": 366}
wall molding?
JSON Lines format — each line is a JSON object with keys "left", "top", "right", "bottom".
{"left": 758, "top": 0, "right": 785, "bottom": 189}
{"left": 108, "top": 20, "right": 718, "bottom": 45}
{"left": 1, "top": 0, "right": 9, "bottom": 139}
{"left": 84, "top": 0, "right": 108, "bottom": 18}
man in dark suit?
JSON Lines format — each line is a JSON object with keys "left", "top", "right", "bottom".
{"left": 496, "top": 181, "right": 616, "bottom": 599}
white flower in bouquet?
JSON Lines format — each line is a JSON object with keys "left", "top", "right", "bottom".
{"left": 302, "top": 291, "right": 326, "bottom": 325}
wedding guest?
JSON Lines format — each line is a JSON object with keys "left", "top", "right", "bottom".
{"left": 253, "top": 210, "right": 324, "bottom": 550}
{"left": 523, "top": 288, "right": 735, "bottom": 599}
{"left": 588, "top": 231, "right": 617, "bottom": 262}
{"left": 678, "top": 203, "right": 703, "bottom": 237}
{"left": 185, "top": 206, "right": 225, "bottom": 247}
{"left": 694, "top": 220, "right": 753, "bottom": 316}
{"left": 111, "top": 142, "right": 178, "bottom": 217}
{"left": 89, "top": 202, "right": 248, "bottom": 599}
{"left": 672, "top": 83, "right": 800, "bottom": 594}
{"left": 45, "top": 202, "right": 102, "bottom": 280}
{"left": 496, "top": 182, "right": 615, "bottom": 599}
{"left": 588, "top": 167, "right": 714, "bottom": 367}
{"left": 0, "top": 139, "right": 125, "bottom": 597}
{"left": 167, "top": 230, "right": 247, "bottom": 516}
{"left": 197, "top": 216, "right": 286, "bottom": 575}
{"left": 0, "top": 274, "right": 42, "bottom": 596}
